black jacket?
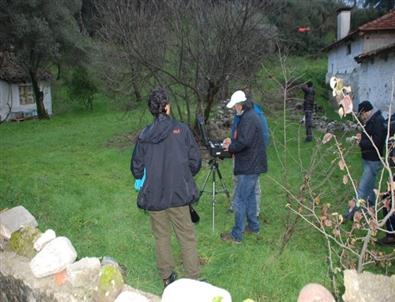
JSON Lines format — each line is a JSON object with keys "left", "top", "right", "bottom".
{"left": 229, "top": 108, "right": 267, "bottom": 175}
{"left": 131, "top": 115, "right": 201, "bottom": 211}
{"left": 302, "top": 85, "right": 315, "bottom": 111}
{"left": 359, "top": 110, "right": 386, "bottom": 161}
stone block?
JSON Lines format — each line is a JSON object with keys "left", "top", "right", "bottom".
{"left": 30, "top": 237, "right": 77, "bottom": 278}
{"left": 343, "top": 269, "right": 395, "bottom": 302}
{"left": 0, "top": 206, "right": 38, "bottom": 239}
{"left": 114, "top": 290, "right": 150, "bottom": 302}
{"left": 95, "top": 263, "right": 124, "bottom": 302}
{"left": 9, "top": 226, "right": 41, "bottom": 258}
{"left": 66, "top": 257, "right": 101, "bottom": 287}
{"left": 34, "top": 229, "right": 56, "bottom": 251}
{"left": 161, "top": 278, "right": 232, "bottom": 302}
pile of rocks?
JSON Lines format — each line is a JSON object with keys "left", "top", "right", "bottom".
{"left": 206, "top": 100, "right": 359, "bottom": 141}
{"left": 0, "top": 205, "right": 159, "bottom": 302}
{"left": 312, "top": 115, "right": 359, "bottom": 134}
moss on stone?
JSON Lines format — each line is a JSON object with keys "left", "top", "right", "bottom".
{"left": 9, "top": 226, "right": 41, "bottom": 259}
{"left": 96, "top": 264, "right": 124, "bottom": 302}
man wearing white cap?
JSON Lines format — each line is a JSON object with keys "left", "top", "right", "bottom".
{"left": 221, "top": 90, "right": 267, "bottom": 243}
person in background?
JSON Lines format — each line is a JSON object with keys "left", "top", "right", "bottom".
{"left": 221, "top": 90, "right": 267, "bottom": 244}
{"left": 131, "top": 88, "right": 201, "bottom": 287}
{"left": 301, "top": 81, "right": 315, "bottom": 142}
{"left": 345, "top": 101, "right": 386, "bottom": 220}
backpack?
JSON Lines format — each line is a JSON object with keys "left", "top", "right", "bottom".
{"left": 253, "top": 103, "right": 270, "bottom": 147}
{"left": 230, "top": 103, "right": 270, "bottom": 147}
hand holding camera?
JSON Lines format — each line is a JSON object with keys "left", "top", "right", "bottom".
{"left": 222, "top": 138, "right": 231, "bottom": 151}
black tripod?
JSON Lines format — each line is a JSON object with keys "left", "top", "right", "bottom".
{"left": 199, "top": 157, "right": 230, "bottom": 231}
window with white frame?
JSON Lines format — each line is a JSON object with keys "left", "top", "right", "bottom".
{"left": 18, "top": 84, "right": 34, "bottom": 105}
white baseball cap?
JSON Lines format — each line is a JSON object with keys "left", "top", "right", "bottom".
{"left": 226, "top": 90, "right": 246, "bottom": 108}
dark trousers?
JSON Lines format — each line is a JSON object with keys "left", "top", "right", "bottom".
{"left": 149, "top": 205, "right": 200, "bottom": 280}
{"left": 305, "top": 110, "right": 313, "bottom": 140}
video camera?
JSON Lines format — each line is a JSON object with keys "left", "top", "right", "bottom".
{"left": 196, "top": 116, "right": 231, "bottom": 159}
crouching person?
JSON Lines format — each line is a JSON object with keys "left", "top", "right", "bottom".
{"left": 378, "top": 175, "right": 395, "bottom": 246}
{"left": 131, "top": 88, "right": 202, "bottom": 287}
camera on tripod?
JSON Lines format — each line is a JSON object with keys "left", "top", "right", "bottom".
{"left": 196, "top": 116, "right": 231, "bottom": 159}
{"left": 195, "top": 115, "right": 231, "bottom": 231}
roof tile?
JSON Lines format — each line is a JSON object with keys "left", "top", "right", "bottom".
{"left": 359, "top": 10, "right": 395, "bottom": 31}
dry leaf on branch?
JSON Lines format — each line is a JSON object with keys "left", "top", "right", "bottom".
{"left": 332, "top": 229, "right": 341, "bottom": 237}
{"left": 322, "top": 133, "right": 333, "bottom": 144}
{"left": 324, "top": 219, "right": 332, "bottom": 227}
{"left": 343, "top": 175, "right": 349, "bottom": 185}
{"left": 338, "top": 160, "right": 346, "bottom": 171}
{"left": 338, "top": 106, "right": 345, "bottom": 118}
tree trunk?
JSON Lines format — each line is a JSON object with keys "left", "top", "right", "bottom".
{"left": 203, "top": 80, "right": 220, "bottom": 123}
{"left": 29, "top": 70, "right": 49, "bottom": 120}
{"left": 132, "top": 77, "right": 142, "bottom": 103}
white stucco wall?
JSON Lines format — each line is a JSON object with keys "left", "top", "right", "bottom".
{"left": 0, "top": 80, "right": 52, "bottom": 121}
{"left": 326, "top": 38, "right": 364, "bottom": 81}
{"left": 358, "top": 53, "right": 395, "bottom": 117}
{"left": 363, "top": 33, "right": 395, "bottom": 53}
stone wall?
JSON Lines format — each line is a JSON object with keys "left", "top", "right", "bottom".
{"left": 0, "top": 250, "right": 160, "bottom": 302}
{"left": 0, "top": 206, "right": 160, "bottom": 302}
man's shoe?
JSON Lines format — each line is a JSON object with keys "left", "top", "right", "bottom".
{"left": 220, "top": 232, "right": 241, "bottom": 244}
{"left": 244, "top": 226, "right": 259, "bottom": 234}
{"left": 377, "top": 235, "right": 395, "bottom": 246}
{"left": 343, "top": 206, "right": 356, "bottom": 222}
{"left": 305, "top": 137, "right": 313, "bottom": 143}
{"left": 163, "top": 271, "right": 177, "bottom": 288}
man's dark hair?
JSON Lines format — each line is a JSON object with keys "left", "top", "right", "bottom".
{"left": 307, "top": 81, "right": 313, "bottom": 87}
{"left": 148, "top": 88, "right": 169, "bottom": 117}
{"left": 358, "top": 100, "right": 373, "bottom": 114}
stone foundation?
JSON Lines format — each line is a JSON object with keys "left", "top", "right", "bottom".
{"left": 0, "top": 250, "right": 160, "bottom": 302}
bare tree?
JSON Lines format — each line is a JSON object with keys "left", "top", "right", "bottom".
{"left": 95, "top": 0, "right": 277, "bottom": 124}
{"left": 94, "top": 0, "right": 166, "bottom": 107}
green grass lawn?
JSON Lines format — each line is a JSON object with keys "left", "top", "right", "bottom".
{"left": 0, "top": 100, "right": 392, "bottom": 301}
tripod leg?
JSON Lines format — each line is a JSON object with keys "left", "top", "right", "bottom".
{"left": 199, "top": 167, "right": 213, "bottom": 198}
{"left": 215, "top": 166, "right": 231, "bottom": 200}
{"left": 212, "top": 175, "right": 216, "bottom": 232}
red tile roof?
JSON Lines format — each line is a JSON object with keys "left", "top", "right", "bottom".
{"left": 0, "top": 52, "right": 51, "bottom": 83}
{"left": 323, "top": 10, "right": 395, "bottom": 51}
{"left": 359, "top": 10, "right": 395, "bottom": 31}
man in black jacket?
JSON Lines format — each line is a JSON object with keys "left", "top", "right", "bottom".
{"left": 301, "top": 81, "right": 315, "bottom": 142}
{"left": 221, "top": 90, "right": 267, "bottom": 243}
{"left": 346, "top": 101, "right": 386, "bottom": 219}
{"left": 131, "top": 88, "right": 201, "bottom": 287}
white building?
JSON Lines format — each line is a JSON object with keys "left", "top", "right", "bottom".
{"left": 325, "top": 9, "right": 395, "bottom": 116}
{"left": 0, "top": 52, "right": 52, "bottom": 122}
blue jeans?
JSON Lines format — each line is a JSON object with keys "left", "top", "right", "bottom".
{"left": 231, "top": 174, "right": 260, "bottom": 241}
{"left": 232, "top": 175, "right": 261, "bottom": 215}
{"left": 357, "top": 159, "right": 382, "bottom": 207}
